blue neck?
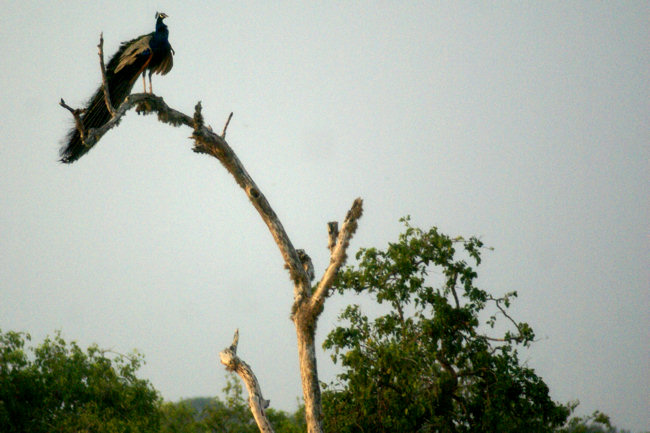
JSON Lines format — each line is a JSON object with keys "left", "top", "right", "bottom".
{"left": 155, "top": 17, "right": 168, "bottom": 37}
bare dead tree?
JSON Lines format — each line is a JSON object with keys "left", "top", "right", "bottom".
{"left": 60, "top": 36, "right": 363, "bottom": 433}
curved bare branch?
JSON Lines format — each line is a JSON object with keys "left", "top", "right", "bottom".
{"left": 220, "top": 330, "right": 274, "bottom": 433}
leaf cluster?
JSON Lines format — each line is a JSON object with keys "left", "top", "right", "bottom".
{"left": 0, "top": 330, "right": 160, "bottom": 433}
{"left": 322, "top": 218, "right": 570, "bottom": 432}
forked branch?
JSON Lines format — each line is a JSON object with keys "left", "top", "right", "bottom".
{"left": 311, "top": 198, "right": 364, "bottom": 308}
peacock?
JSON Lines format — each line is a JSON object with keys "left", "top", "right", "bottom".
{"left": 60, "top": 12, "right": 174, "bottom": 163}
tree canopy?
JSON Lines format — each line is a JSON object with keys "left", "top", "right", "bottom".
{"left": 0, "top": 330, "right": 160, "bottom": 433}
{"left": 322, "top": 218, "right": 571, "bottom": 432}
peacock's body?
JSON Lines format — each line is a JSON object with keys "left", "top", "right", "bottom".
{"left": 60, "top": 12, "right": 173, "bottom": 163}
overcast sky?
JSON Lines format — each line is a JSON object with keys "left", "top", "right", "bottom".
{"left": 0, "top": 1, "right": 648, "bottom": 431}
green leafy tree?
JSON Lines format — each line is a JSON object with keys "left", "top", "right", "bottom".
{"left": 557, "top": 407, "right": 639, "bottom": 433}
{"left": 322, "top": 218, "right": 570, "bottom": 432}
{"left": 0, "top": 330, "right": 160, "bottom": 433}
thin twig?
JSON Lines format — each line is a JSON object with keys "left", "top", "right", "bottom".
{"left": 59, "top": 98, "right": 86, "bottom": 141}
{"left": 98, "top": 33, "right": 116, "bottom": 116}
{"left": 222, "top": 112, "right": 234, "bottom": 138}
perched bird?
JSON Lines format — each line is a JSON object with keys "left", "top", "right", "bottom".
{"left": 60, "top": 12, "right": 174, "bottom": 163}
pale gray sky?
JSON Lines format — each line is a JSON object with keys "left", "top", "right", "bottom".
{"left": 0, "top": 1, "right": 648, "bottom": 431}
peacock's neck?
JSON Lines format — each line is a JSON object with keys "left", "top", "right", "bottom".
{"left": 155, "top": 19, "right": 168, "bottom": 38}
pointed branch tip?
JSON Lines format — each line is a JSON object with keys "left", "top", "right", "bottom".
{"left": 222, "top": 112, "right": 234, "bottom": 138}
{"left": 327, "top": 222, "right": 339, "bottom": 253}
{"left": 97, "top": 32, "right": 115, "bottom": 116}
{"left": 230, "top": 329, "right": 239, "bottom": 353}
{"left": 59, "top": 99, "right": 86, "bottom": 140}
{"left": 193, "top": 101, "right": 204, "bottom": 129}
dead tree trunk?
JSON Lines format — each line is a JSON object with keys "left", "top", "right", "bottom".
{"left": 61, "top": 47, "right": 363, "bottom": 432}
